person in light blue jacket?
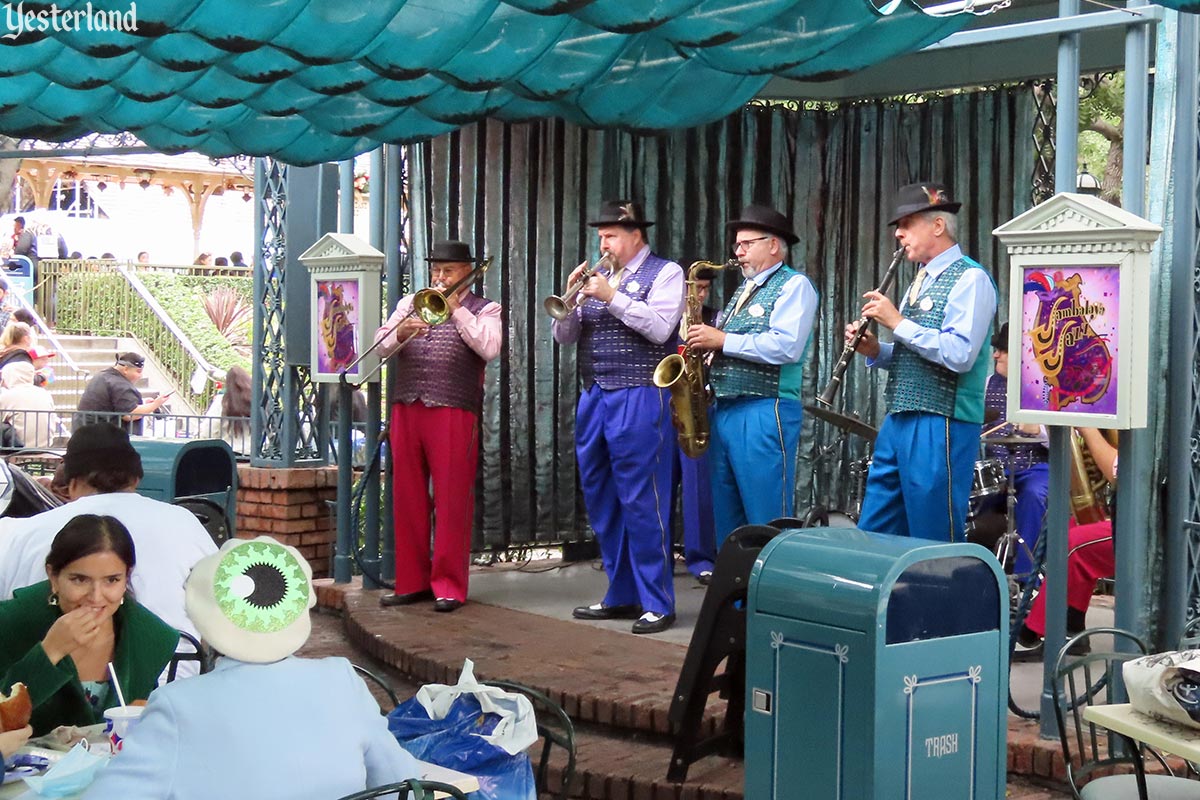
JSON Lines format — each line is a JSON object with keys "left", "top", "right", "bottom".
{"left": 83, "top": 537, "right": 420, "bottom": 800}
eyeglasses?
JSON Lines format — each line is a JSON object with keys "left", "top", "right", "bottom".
{"left": 732, "top": 236, "right": 770, "bottom": 254}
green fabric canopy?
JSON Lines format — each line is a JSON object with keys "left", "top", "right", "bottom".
{"left": 0, "top": 1, "right": 966, "bottom": 164}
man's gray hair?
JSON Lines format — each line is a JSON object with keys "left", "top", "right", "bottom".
{"left": 921, "top": 210, "right": 958, "bottom": 243}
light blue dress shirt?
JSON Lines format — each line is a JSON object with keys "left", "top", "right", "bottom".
{"left": 720, "top": 262, "right": 818, "bottom": 365}
{"left": 869, "top": 244, "right": 995, "bottom": 374}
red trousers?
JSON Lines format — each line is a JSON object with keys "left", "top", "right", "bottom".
{"left": 1025, "top": 519, "right": 1114, "bottom": 636}
{"left": 389, "top": 402, "right": 479, "bottom": 601}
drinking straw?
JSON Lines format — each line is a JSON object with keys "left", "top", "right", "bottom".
{"left": 106, "top": 662, "right": 127, "bottom": 707}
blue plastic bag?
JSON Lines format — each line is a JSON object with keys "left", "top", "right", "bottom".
{"left": 388, "top": 661, "right": 536, "bottom": 800}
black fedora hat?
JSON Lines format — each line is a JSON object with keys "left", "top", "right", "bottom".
{"left": 425, "top": 240, "right": 480, "bottom": 263}
{"left": 725, "top": 204, "right": 799, "bottom": 246}
{"left": 588, "top": 200, "right": 654, "bottom": 229}
{"left": 888, "top": 182, "right": 962, "bottom": 225}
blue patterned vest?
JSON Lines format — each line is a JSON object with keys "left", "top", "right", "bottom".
{"left": 710, "top": 265, "right": 806, "bottom": 400}
{"left": 885, "top": 257, "right": 992, "bottom": 423}
{"left": 579, "top": 253, "right": 676, "bottom": 389}
{"left": 390, "top": 292, "right": 493, "bottom": 416}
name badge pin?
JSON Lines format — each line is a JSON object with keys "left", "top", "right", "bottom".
{"left": 626, "top": 280, "right": 640, "bottom": 293}
{"left": 748, "top": 303, "right": 765, "bottom": 317}
{"left": 919, "top": 297, "right": 934, "bottom": 312}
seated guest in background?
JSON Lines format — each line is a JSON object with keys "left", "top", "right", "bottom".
{"left": 0, "top": 425, "right": 217, "bottom": 660}
{"left": 0, "top": 515, "right": 178, "bottom": 734}
{"left": 0, "top": 361, "right": 59, "bottom": 448}
{"left": 0, "top": 322, "right": 33, "bottom": 371}
{"left": 73, "top": 351, "right": 169, "bottom": 434}
{"left": 84, "top": 537, "right": 421, "bottom": 800}
{"left": 1014, "top": 427, "right": 1117, "bottom": 661}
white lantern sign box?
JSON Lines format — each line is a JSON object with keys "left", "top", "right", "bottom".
{"left": 992, "top": 192, "right": 1160, "bottom": 429}
{"left": 300, "top": 232, "right": 384, "bottom": 384}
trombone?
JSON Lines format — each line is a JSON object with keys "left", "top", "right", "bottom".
{"left": 544, "top": 251, "right": 618, "bottom": 320}
{"left": 339, "top": 256, "right": 493, "bottom": 386}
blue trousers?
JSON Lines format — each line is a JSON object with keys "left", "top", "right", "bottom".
{"left": 673, "top": 445, "right": 716, "bottom": 577}
{"left": 858, "top": 411, "right": 979, "bottom": 542}
{"left": 709, "top": 397, "right": 802, "bottom": 546}
{"left": 576, "top": 384, "right": 676, "bottom": 615}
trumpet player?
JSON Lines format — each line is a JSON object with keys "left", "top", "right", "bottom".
{"left": 845, "top": 183, "right": 996, "bottom": 542}
{"left": 685, "top": 205, "right": 817, "bottom": 547}
{"left": 374, "top": 240, "right": 502, "bottom": 613}
{"left": 553, "top": 200, "right": 684, "bottom": 635}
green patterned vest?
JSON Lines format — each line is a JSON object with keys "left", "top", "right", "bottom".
{"left": 711, "top": 265, "right": 805, "bottom": 400}
{"left": 885, "top": 257, "right": 992, "bottom": 423}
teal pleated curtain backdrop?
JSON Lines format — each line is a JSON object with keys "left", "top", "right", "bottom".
{"left": 413, "top": 87, "right": 1035, "bottom": 550}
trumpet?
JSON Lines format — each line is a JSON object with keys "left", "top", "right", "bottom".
{"left": 544, "top": 252, "right": 618, "bottom": 320}
{"left": 339, "top": 256, "right": 492, "bottom": 386}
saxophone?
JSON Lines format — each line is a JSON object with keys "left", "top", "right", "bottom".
{"left": 653, "top": 259, "right": 738, "bottom": 458}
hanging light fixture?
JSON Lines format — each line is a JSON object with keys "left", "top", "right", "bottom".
{"left": 1076, "top": 164, "right": 1102, "bottom": 196}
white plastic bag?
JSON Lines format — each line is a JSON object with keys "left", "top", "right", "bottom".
{"left": 414, "top": 659, "right": 538, "bottom": 755}
{"left": 1123, "top": 650, "right": 1200, "bottom": 729}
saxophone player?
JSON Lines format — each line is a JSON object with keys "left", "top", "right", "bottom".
{"left": 685, "top": 205, "right": 818, "bottom": 547}
{"left": 553, "top": 200, "right": 685, "bottom": 635}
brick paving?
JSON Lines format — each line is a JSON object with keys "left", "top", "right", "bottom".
{"left": 301, "top": 580, "right": 1075, "bottom": 799}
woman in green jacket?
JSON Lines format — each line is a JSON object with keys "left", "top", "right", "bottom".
{"left": 0, "top": 514, "right": 179, "bottom": 735}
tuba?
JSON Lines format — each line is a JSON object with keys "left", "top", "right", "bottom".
{"left": 1068, "top": 428, "right": 1117, "bottom": 524}
{"left": 653, "top": 258, "right": 738, "bottom": 458}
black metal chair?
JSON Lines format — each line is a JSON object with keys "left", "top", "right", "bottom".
{"left": 353, "top": 663, "right": 401, "bottom": 713}
{"left": 335, "top": 778, "right": 469, "bottom": 799}
{"left": 166, "top": 630, "right": 212, "bottom": 682}
{"left": 172, "top": 496, "right": 232, "bottom": 546}
{"left": 485, "top": 679, "right": 576, "bottom": 800}
{"left": 1051, "top": 627, "right": 1196, "bottom": 799}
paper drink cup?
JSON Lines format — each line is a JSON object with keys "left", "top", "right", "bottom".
{"left": 103, "top": 706, "right": 144, "bottom": 751}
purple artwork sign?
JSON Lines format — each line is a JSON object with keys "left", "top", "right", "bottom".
{"left": 1019, "top": 266, "right": 1118, "bottom": 415}
{"left": 316, "top": 278, "right": 359, "bottom": 375}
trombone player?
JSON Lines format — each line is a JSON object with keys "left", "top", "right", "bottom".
{"left": 553, "top": 200, "right": 684, "bottom": 635}
{"left": 374, "top": 240, "right": 502, "bottom": 613}
{"left": 685, "top": 204, "right": 817, "bottom": 547}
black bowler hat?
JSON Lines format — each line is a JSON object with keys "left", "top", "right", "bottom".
{"left": 888, "top": 182, "right": 962, "bottom": 225}
{"left": 588, "top": 200, "right": 654, "bottom": 229}
{"left": 725, "top": 204, "right": 799, "bottom": 246}
{"left": 425, "top": 240, "right": 481, "bottom": 263}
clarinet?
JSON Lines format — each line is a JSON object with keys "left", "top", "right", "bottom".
{"left": 815, "top": 247, "right": 906, "bottom": 407}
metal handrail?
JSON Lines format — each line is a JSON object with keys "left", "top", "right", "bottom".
{"left": 4, "top": 288, "right": 88, "bottom": 378}
{"left": 116, "top": 265, "right": 225, "bottom": 387}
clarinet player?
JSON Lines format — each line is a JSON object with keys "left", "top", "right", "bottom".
{"left": 844, "top": 183, "right": 997, "bottom": 542}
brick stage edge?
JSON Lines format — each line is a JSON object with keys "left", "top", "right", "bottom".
{"left": 312, "top": 579, "right": 1085, "bottom": 799}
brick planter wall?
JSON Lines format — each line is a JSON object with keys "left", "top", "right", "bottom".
{"left": 236, "top": 465, "right": 337, "bottom": 577}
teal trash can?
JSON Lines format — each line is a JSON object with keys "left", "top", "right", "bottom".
{"left": 130, "top": 438, "right": 237, "bottom": 542}
{"left": 745, "top": 527, "right": 1007, "bottom": 800}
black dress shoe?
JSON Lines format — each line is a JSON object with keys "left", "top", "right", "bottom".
{"left": 571, "top": 602, "right": 642, "bottom": 621}
{"left": 697, "top": 571, "right": 713, "bottom": 586}
{"left": 380, "top": 589, "right": 433, "bottom": 608}
{"left": 632, "top": 612, "right": 676, "bottom": 635}
{"left": 434, "top": 598, "right": 464, "bottom": 613}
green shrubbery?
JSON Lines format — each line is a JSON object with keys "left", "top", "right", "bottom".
{"left": 55, "top": 272, "right": 253, "bottom": 409}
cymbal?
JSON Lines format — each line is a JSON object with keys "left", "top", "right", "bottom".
{"left": 981, "top": 435, "right": 1048, "bottom": 446}
{"left": 804, "top": 404, "right": 877, "bottom": 443}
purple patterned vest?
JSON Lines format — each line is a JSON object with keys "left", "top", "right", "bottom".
{"left": 579, "top": 253, "right": 675, "bottom": 389}
{"left": 389, "top": 292, "right": 493, "bottom": 416}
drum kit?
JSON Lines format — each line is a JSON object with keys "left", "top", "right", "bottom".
{"left": 803, "top": 403, "right": 877, "bottom": 523}
{"left": 966, "top": 432, "right": 1048, "bottom": 575}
